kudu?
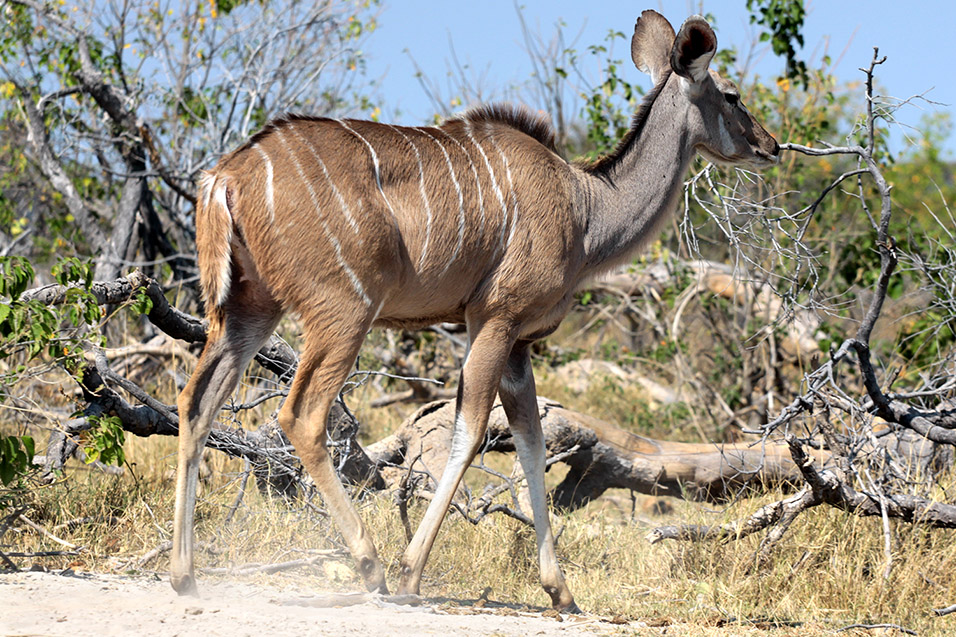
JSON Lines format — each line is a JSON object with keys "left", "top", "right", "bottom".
{"left": 171, "top": 10, "right": 778, "bottom": 611}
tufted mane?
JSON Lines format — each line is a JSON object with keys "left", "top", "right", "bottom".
{"left": 456, "top": 103, "right": 557, "bottom": 152}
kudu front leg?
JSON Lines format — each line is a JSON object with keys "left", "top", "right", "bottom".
{"left": 397, "top": 320, "right": 515, "bottom": 597}
{"left": 498, "top": 343, "right": 579, "bottom": 613}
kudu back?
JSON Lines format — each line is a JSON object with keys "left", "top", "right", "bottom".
{"left": 172, "top": 9, "right": 778, "bottom": 611}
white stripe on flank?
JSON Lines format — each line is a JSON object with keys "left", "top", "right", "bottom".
{"left": 435, "top": 127, "right": 485, "bottom": 238}
{"left": 387, "top": 125, "right": 434, "bottom": 271}
{"left": 418, "top": 128, "right": 465, "bottom": 274}
{"left": 463, "top": 120, "right": 508, "bottom": 251}
{"left": 485, "top": 123, "right": 520, "bottom": 251}
{"left": 371, "top": 298, "right": 386, "bottom": 326}
{"left": 252, "top": 145, "right": 275, "bottom": 223}
{"left": 288, "top": 127, "right": 360, "bottom": 236}
{"left": 337, "top": 119, "right": 399, "bottom": 222}
{"left": 274, "top": 128, "right": 371, "bottom": 306}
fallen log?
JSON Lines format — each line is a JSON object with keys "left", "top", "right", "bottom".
{"left": 365, "top": 397, "right": 829, "bottom": 508}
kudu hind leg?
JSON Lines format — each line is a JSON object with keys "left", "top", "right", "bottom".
{"left": 397, "top": 319, "right": 516, "bottom": 597}
{"left": 277, "top": 322, "right": 388, "bottom": 594}
{"left": 498, "top": 343, "right": 578, "bottom": 612}
{"left": 171, "top": 304, "right": 280, "bottom": 595}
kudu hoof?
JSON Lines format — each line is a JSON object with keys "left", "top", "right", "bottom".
{"left": 170, "top": 574, "right": 199, "bottom": 597}
{"left": 557, "top": 599, "right": 584, "bottom": 615}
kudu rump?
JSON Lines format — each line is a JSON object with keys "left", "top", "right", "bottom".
{"left": 172, "top": 10, "right": 778, "bottom": 611}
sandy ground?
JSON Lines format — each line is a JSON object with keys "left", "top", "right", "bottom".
{"left": 0, "top": 569, "right": 632, "bottom": 636}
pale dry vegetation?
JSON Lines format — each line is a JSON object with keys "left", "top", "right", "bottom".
{"left": 4, "top": 339, "right": 956, "bottom": 636}
{"left": 7, "top": 431, "right": 956, "bottom": 636}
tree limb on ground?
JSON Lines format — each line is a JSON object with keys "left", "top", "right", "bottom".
{"left": 367, "top": 397, "right": 830, "bottom": 508}
{"left": 648, "top": 434, "right": 956, "bottom": 557}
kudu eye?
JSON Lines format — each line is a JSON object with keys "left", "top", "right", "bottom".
{"left": 724, "top": 93, "right": 739, "bottom": 106}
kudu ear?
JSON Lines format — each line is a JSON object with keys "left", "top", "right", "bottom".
{"left": 670, "top": 15, "right": 717, "bottom": 83}
{"left": 631, "top": 10, "right": 676, "bottom": 86}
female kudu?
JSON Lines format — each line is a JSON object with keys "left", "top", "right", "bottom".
{"left": 171, "top": 10, "right": 779, "bottom": 612}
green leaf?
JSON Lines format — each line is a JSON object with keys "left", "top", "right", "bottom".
{"left": 84, "top": 415, "right": 126, "bottom": 467}
{"left": 22, "top": 435, "right": 35, "bottom": 460}
{"left": 0, "top": 434, "right": 36, "bottom": 485}
{"left": 131, "top": 288, "right": 153, "bottom": 315}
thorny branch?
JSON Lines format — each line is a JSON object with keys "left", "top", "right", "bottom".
{"left": 652, "top": 49, "right": 956, "bottom": 595}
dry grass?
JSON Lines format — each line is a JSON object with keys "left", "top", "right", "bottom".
{"left": 7, "top": 403, "right": 956, "bottom": 636}
{"left": 4, "top": 332, "right": 956, "bottom": 635}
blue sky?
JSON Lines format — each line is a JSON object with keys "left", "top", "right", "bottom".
{"left": 361, "top": 1, "right": 955, "bottom": 157}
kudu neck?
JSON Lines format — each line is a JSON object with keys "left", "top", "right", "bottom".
{"left": 577, "top": 75, "right": 696, "bottom": 276}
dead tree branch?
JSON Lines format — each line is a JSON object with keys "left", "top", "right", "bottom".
{"left": 650, "top": 49, "right": 956, "bottom": 564}
{"left": 367, "top": 397, "right": 829, "bottom": 510}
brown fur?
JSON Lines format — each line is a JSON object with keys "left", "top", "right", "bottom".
{"left": 459, "top": 103, "right": 557, "bottom": 153}
{"left": 195, "top": 173, "right": 232, "bottom": 322}
{"left": 172, "top": 9, "right": 779, "bottom": 613}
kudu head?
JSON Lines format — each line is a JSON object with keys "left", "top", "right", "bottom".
{"left": 631, "top": 10, "right": 779, "bottom": 168}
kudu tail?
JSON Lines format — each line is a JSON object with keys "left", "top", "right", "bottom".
{"left": 195, "top": 172, "right": 234, "bottom": 324}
